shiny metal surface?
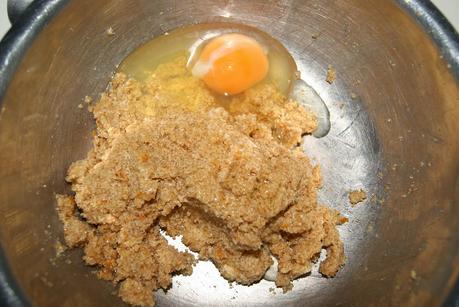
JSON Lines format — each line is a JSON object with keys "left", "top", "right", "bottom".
{"left": 0, "top": 0, "right": 458, "bottom": 306}
{"left": 7, "top": 0, "right": 34, "bottom": 24}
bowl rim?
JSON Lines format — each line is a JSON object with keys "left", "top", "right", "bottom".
{"left": 0, "top": 1, "right": 457, "bottom": 306}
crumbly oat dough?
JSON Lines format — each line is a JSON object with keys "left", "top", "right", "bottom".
{"left": 326, "top": 65, "right": 336, "bottom": 84}
{"left": 349, "top": 189, "right": 367, "bottom": 205}
{"left": 57, "top": 57, "right": 345, "bottom": 306}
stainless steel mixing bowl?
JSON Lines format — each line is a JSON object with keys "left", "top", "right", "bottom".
{"left": 0, "top": 0, "right": 458, "bottom": 306}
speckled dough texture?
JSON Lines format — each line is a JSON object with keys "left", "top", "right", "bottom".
{"left": 57, "top": 58, "right": 345, "bottom": 306}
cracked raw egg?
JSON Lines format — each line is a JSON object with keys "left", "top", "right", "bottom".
{"left": 118, "top": 22, "right": 330, "bottom": 137}
{"left": 191, "top": 33, "right": 269, "bottom": 95}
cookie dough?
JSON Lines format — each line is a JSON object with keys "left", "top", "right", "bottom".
{"left": 57, "top": 57, "right": 345, "bottom": 306}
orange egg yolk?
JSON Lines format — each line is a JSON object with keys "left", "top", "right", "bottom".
{"left": 191, "top": 33, "right": 269, "bottom": 95}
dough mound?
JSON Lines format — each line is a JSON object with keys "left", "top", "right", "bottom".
{"left": 57, "top": 58, "right": 344, "bottom": 307}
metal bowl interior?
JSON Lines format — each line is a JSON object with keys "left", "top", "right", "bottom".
{"left": 0, "top": 0, "right": 458, "bottom": 306}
